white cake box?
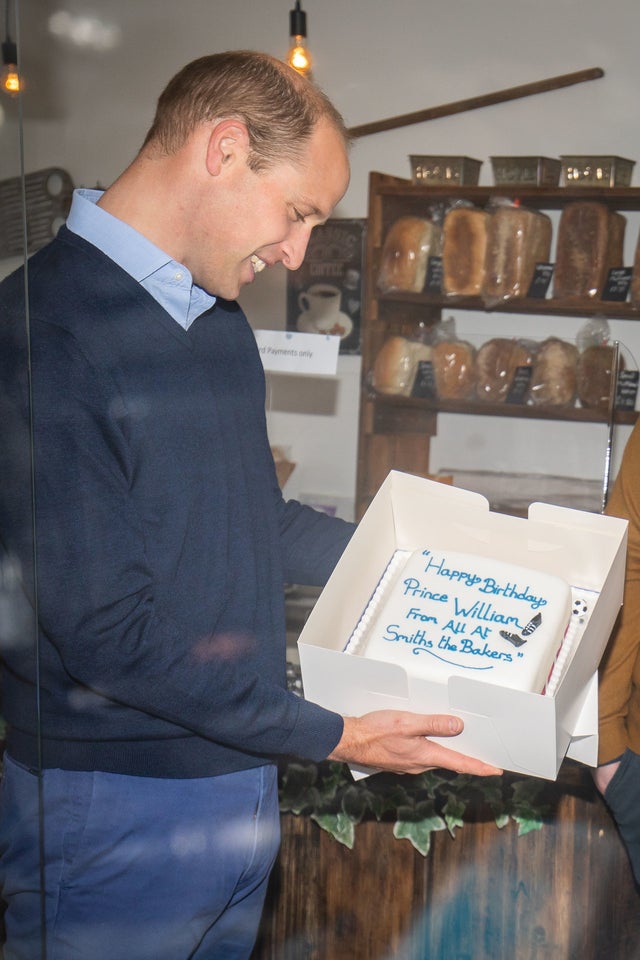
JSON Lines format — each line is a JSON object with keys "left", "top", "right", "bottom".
{"left": 298, "top": 471, "right": 628, "bottom": 780}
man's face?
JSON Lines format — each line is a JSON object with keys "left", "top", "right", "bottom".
{"left": 189, "top": 118, "right": 350, "bottom": 300}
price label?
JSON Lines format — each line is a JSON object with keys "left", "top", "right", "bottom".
{"left": 616, "top": 369, "right": 639, "bottom": 410}
{"left": 602, "top": 267, "right": 632, "bottom": 302}
{"left": 527, "top": 263, "right": 554, "bottom": 299}
{"left": 412, "top": 360, "right": 438, "bottom": 400}
{"left": 425, "top": 256, "right": 443, "bottom": 293}
{"left": 505, "top": 365, "right": 533, "bottom": 404}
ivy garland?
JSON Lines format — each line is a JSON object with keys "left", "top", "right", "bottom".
{"left": 278, "top": 761, "right": 550, "bottom": 857}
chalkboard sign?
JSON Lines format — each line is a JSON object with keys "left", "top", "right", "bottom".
{"left": 425, "top": 256, "right": 443, "bottom": 293}
{"left": 527, "top": 263, "right": 554, "bottom": 299}
{"left": 505, "top": 365, "right": 533, "bottom": 404}
{"left": 602, "top": 267, "right": 632, "bottom": 302}
{"left": 616, "top": 369, "right": 639, "bottom": 410}
{"left": 412, "top": 360, "right": 438, "bottom": 400}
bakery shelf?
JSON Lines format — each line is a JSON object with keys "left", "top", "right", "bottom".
{"left": 371, "top": 181, "right": 640, "bottom": 213}
{"left": 369, "top": 392, "right": 638, "bottom": 428}
{"left": 376, "top": 290, "right": 640, "bottom": 322}
{"left": 356, "top": 171, "right": 640, "bottom": 521}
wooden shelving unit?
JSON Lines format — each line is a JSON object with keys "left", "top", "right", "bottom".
{"left": 356, "top": 172, "right": 640, "bottom": 519}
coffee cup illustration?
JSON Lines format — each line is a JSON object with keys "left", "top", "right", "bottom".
{"left": 297, "top": 283, "right": 343, "bottom": 333}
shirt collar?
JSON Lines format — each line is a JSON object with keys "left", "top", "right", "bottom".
{"left": 66, "top": 188, "right": 216, "bottom": 329}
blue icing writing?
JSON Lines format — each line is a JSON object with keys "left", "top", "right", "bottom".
{"left": 406, "top": 606, "right": 438, "bottom": 624}
{"left": 401, "top": 578, "right": 448, "bottom": 602}
{"left": 435, "top": 634, "right": 512, "bottom": 664}
{"left": 420, "top": 554, "right": 481, "bottom": 587}
{"left": 382, "top": 625, "right": 433, "bottom": 647}
{"left": 453, "top": 598, "right": 523, "bottom": 628}
{"left": 477, "top": 578, "right": 547, "bottom": 611}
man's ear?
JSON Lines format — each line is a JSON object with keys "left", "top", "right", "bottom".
{"left": 205, "top": 119, "right": 251, "bottom": 177}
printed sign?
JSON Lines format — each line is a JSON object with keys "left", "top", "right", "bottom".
{"left": 254, "top": 329, "right": 340, "bottom": 376}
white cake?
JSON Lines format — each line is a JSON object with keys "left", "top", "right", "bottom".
{"left": 345, "top": 548, "right": 590, "bottom": 695}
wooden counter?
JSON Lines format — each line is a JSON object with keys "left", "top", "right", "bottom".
{"left": 252, "top": 763, "right": 640, "bottom": 960}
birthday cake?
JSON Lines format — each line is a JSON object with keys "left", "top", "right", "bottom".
{"left": 345, "top": 548, "right": 591, "bottom": 695}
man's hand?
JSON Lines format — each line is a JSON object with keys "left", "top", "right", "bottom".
{"left": 327, "top": 710, "right": 502, "bottom": 777}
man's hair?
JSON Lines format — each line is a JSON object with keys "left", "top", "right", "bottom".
{"left": 142, "top": 50, "right": 350, "bottom": 171}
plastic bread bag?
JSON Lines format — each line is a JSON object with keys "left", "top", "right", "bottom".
{"left": 529, "top": 337, "right": 578, "bottom": 407}
{"left": 377, "top": 211, "right": 443, "bottom": 294}
{"left": 474, "top": 336, "right": 537, "bottom": 403}
{"left": 482, "top": 198, "right": 552, "bottom": 305}
{"left": 575, "top": 316, "right": 622, "bottom": 412}
{"left": 553, "top": 202, "right": 626, "bottom": 300}
{"left": 441, "top": 200, "right": 489, "bottom": 297}
{"left": 371, "top": 334, "right": 433, "bottom": 396}
{"left": 430, "top": 316, "right": 476, "bottom": 400}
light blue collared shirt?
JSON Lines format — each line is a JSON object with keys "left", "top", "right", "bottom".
{"left": 65, "top": 188, "right": 216, "bottom": 330}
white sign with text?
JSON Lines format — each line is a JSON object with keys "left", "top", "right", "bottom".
{"left": 254, "top": 329, "right": 340, "bottom": 376}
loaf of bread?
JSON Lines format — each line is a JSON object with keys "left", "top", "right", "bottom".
{"left": 553, "top": 202, "right": 626, "bottom": 300}
{"left": 372, "top": 336, "right": 433, "bottom": 396}
{"left": 577, "top": 344, "right": 620, "bottom": 411}
{"left": 483, "top": 206, "right": 552, "bottom": 300}
{"left": 442, "top": 207, "right": 489, "bottom": 296}
{"left": 432, "top": 339, "right": 476, "bottom": 399}
{"left": 529, "top": 338, "right": 578, "bottom": 407}
{"left": 475, "top": 338, "right": 535, "bottom": 403}
{"left": 377, "top": 216, "right": 442, "bottom": 293}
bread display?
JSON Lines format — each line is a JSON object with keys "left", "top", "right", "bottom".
{"left": 577, "top": 344, "right": 620, "bottom": 411}
{"left": 432, "top": 339, "right": 476, "bottom": 399}
{"left": 441, "top": 207, "right": 489, "bottom": 296}
{"left": 529, "top": 338, "right": 578, "bottom": 407}
{"left": 483, "top": 205, "right": 552, "bottom": 299}
{"left": 371, "top": 336, "right": 433, "bottom": 396}
{"left": 553, "top": 201, "right": 626, "bottom": 299}
{"left": 475, "top": 338, "right": 535, "bottom": 403}
{"left": 377, "top": 216, "right": 442, "bottom": 293}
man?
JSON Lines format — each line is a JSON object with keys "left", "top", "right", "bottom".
{"left": 0, "top": 51, "right": 499, "bottom": 960}
{"left": 594, "top": 418, "right": 640, "bottom": 886}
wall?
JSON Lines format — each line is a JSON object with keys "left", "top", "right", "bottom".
{"left": 3, "top": 0, "right": 640, "bottom": 517}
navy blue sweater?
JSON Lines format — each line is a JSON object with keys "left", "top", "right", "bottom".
{"left": 0, "top": 227, "right": 353, "bottom": 777}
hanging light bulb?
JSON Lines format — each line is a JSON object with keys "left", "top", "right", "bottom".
{"left": 1, "top": 38, "right": 20, "bottom": 96}
{"left": 2, "top": 0, "right": 21, "bottom": 97}
{"left": 287, "top": 1, "right": 312, "bottom": 76}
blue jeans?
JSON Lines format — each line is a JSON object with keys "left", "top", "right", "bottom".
{"left": 0, "top": 756, "right": 280, "bottom": 960}
{"left": 603, "top": 748, "right": 640, "bottom": 887}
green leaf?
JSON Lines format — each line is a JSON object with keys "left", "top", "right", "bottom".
{"left": 393, "top": 805, "right": 446, "bottom": 857}
{"left": 341, "top": 784, "right": 370, "bottom": 823}
{"left": 513, "top": 815, "right": 544, "bottom": 837}
{"left": 442, "top": 794, "right": 466, "bottom": 838}
{"left": 279, "top": 763, "right": 319, "bottom": 814}
{"left": 311, "top": 811, "right": 356, "bottom": 849}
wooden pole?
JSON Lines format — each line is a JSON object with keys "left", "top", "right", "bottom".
{"left": 347, "top": 67, "right": 604, "bottom": 139}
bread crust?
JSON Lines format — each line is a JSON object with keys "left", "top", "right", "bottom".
{"left": 372, "top": 336, "right": 432, "bottom": 396}
{"left": 475, "top": 337, "right": 534, "bottom": 402}
{"left": 432, "top": 339, "right": 476, "bottom": 399}
{"left": 483, "top": 207, "right": 552, "bottom": 299}
{"left": 377, "top": 216, "right": 442, "bottom": 293}
{"left": 553, "top": 202, "right": 626, "bottom": 300}
{"left": 577, "top": 344, "right": 620, "bottom": 411}
{"left": 442, "top": 207, "right": 489, "bottom": 296}
{"left": 530, "top": 337, "right": 578, "bottom": 407}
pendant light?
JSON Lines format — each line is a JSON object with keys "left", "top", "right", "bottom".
{"left": 2, "top": 0, "right": 20, "bottom": 96}
{"left": 287, "top": 1, "right": 312, "bottom": 76}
